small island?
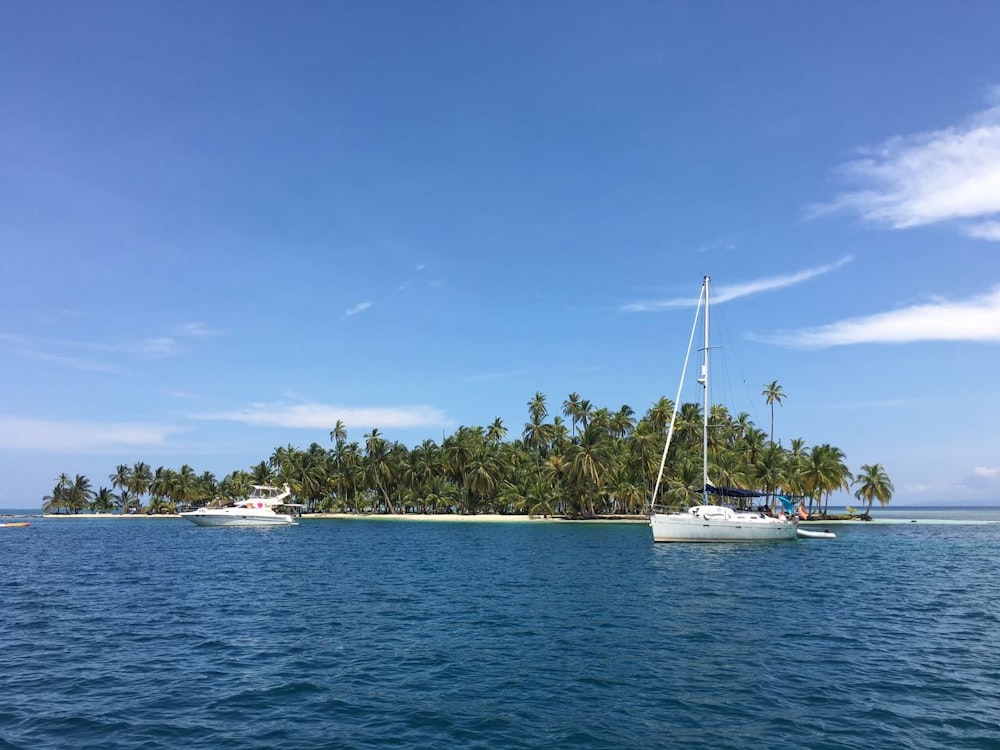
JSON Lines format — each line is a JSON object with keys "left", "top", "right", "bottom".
{"left": 42, "top": 388, "right": 894, "bottom": 519}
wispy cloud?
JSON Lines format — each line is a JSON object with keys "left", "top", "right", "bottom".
{"left": 203, "top": 401, "right": 449, "bottom": 430}
{"left": 398, "top": 264, "right": 439, "bottom": 292}
{"left": 141, "top": 337, "right": 180, "bottom": 358}
{"left": 755, "top": 284, "right": 1000, "bottom": 348}
{"left": 16, "top": 349, "right": 121, "bottom": 373}
{"left": 1, "top": 320, "right": 221, "bottom": 370}
{"left": 696, "top": 236, "right": 738, "bottom": 254}
{"left": 0, "top": 332, "right": 122, "bottom": 372}
{"left": 0, "top": 416, "right": 184, "bottom": 452}
{"left": 137, "top": 322, "right": 220, "bottom": 359}
{"left": 176, "top": 322, "right": 219, "bottom": 338}
{"left": 809, "top": 90, "right": 1000, "bottom": 239}
{"left": 344, "top": 301, "right": 372, "bottom": 317}
{"left": 621, "top": 257, "right": 851, "bottom": 312}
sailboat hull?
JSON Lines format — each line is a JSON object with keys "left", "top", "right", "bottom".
{"left": 650, "top": 507, "right": 798, "bottom": 543}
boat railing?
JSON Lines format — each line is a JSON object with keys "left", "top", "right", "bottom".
{"left": 649, "top": 502, "right": 689, "bottom": 514}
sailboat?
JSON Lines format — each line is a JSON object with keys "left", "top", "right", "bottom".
{"left": 648, "top": 276, "right": 798, "bottom": 543}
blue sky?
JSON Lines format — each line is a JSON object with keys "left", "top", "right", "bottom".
{"left": 3, "top": 2, "right": 1000, "bottom": 507}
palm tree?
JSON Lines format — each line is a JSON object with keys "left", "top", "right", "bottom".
{"left": 853, "top": 463, "right": 894, "bottom": 516}
{"left": 522, "top": 415, "right": 551, "bottom": 456}
{"left": 647, "top": 397, "right": 675, "bottom": 436}
{"left": 42, "top": 473, "right": 73, "bottom": 514}
{"left": 329, "top": 420, "right": 348, "bottom": 447}
{"left": 762, "top": 381, "right": 786, "bottom": 444}
{"left": 65, "top": 474, "right": 94, "bottom": 514}
{"left": 528, "top": 391, "right": 548, "bottom": 425}
{"left": 444, "top": 427, "right": 479, "bottom": 512}
{"left": 754, "top": 444, "right": 787, "bottom": 511}
{"left": 149, "top": 467, "right": 175, "bottom": 507}
{"left": 566, "top": 423, "right": 610, "bottom": 516}
{"left": 802, "top": 444, "right": 851, "bottom": 515}
{"left": 198, "top": 471, "right": 218, "bottom": 504}
{"left": 110, "top": 464, "right": 132, "bottom": 509}
{"left": 116, "top": 489, "right": 133, "bottom": 514}
{"left": 563, "top": 392, "right": 583, "bottom": 438}
{"left": 739, "top": 427, "right": 769, "bottom": 469}
{"left": 611, "top": 405, "right": 635, "bottom": 440}
{"left": 91, "top": 487, "right": 118, "bottom": 513}
{"left": 220, "top": 470, "right": 253, "bottom": 504}
{"left": 128, "top": 462, "right": 152, "bottom": 511}
{"left": 269, "top": 444, "right": 296, "bottom": 475}
{"left": 465, "top": 453, "right": 498, "bottom": 514}
{"left": 577, "top": 399, "right": 594, "bottom": 434}
{"left": 250, "top": 461, "right": 274, "bottom": 485}
{"left": 487, "top": 417, "right": 507, "bottom": 444}
{"left": 339, "top": 442, "right": 364, "bottom": 512}
{"left": 364, "top": 428, "right": 395, "bottom": 512}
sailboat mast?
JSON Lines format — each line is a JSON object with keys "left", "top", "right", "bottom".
{"left": 702, "top": 276, "right": 710, "bottom": 505}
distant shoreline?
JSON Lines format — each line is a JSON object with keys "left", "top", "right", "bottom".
{"left": 25, "top": 512, "right": 966, "bottom": 524}
{"left": 36, "top": 512, "right": 647, "bottom": 523}
{"left": 6, "top": 506, "right": 994, "bottom": 524}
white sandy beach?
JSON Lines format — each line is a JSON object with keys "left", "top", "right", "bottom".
{"left": 40, "top": 512, "right": 647, "bottom": 523}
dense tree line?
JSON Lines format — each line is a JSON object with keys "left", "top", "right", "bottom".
{"left": 42, "top": 389, "right": 894, "bottom": 517}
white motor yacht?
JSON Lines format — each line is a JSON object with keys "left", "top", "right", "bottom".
{"left": 180, "top": 484, "right": 301, "bottom": 527}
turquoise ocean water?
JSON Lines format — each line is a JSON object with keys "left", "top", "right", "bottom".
{"left": 2, "top": 510, "right": 999, "bottom": 749}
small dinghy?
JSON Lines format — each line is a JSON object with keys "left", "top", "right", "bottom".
{"left": 797, "top": 527, "right": 836, "bottom": 539}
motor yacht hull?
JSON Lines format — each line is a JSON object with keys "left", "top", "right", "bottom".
{"left": 181, "top": 510, "right": 297, "bottom": 527}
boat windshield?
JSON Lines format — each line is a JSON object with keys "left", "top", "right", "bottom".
{"left": 248, "top": 486, "right": 281, "bottom": 500}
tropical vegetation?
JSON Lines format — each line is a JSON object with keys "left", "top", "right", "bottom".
{"left": 42, "top": 386, "right": 892, "bottom": 517}
{"left": 852, "top": 463, "right": 895, "bottom": 517}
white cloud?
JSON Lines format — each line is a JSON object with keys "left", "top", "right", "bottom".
{"left": 0, "top": 417, "right": 184, "bottom": 453}
{"left": 344, "top": 301, "right": 372, "bottom": 317}
{"left": 956, "top": 465, "right": 1000, "bottom": 494}
{"left": 203, "top": 402, "right": 449, "bottom": 430}
{"left": 811, "top": 95, "right": 1000, "bottom": 236}
{"left": 622, "top": 257, "right": 851, "bottom": 312}
{"left": 756, "top": 284, "right": 1000, "bottom": 347}
{"left": 964, "top": 220, "right": 1000, "bottom": 241}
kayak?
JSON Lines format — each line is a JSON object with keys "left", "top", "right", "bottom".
{"left": 797, "top": 527, "right": 836, "bottom": 539}
{"left": 1, "top": 522, "right": 31, "bottom": 528}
